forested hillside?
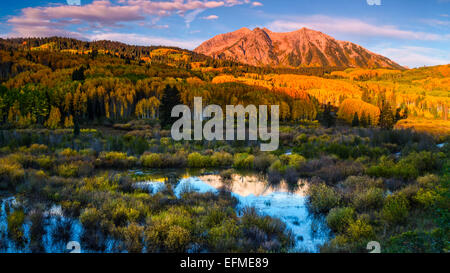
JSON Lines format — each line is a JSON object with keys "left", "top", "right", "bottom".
{"left": 0, "top": 37, "right": 448, "bottom": 135}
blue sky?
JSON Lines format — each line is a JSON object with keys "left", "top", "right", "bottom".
{"left": 0, "top": 0, "right": 449, "bottom": 67}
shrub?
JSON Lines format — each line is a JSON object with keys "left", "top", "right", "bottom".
{"left": 208, "top": 219, "right": 241, "bottom": 252}
{"left": 308, "top": 183, "right": 341, "bottom": 213}
{"left": 57, "top": 163, "right": 79, "bottom": 178}
{"left": 382, "top": 193, "right": 410, "bottom": 224}
{"left": 119, "top": 223, "right": 144, "bottom": 253}
{"left": 385, "top": 229, "right": 447, "bottom": 253}
{"left": 187, "top": 152, "right": 209, "bottom": 168}
{"left": 414, "top": 188, "right": 440, "bottom": 209}
{"left": 352, "top": 187, "right": 384, "bottom": 211}
{"left": 211, "top": 152, "right": 233, "bottom": 167}
{"left": 268, "top": 160, "right": 285, "bottom": 173}
{"left": 284, "top": 154, "right": 306, "bottom": 170}
{"left": 253, "top": 153, "right": 277, "bottom": 172}
{"left": 346, "top": 219, "right": 375, "bottom": 242}
{"left": 102, "top": 151, "right": 128, "bottom": 160}
{"left": 417, "top": 174, "right": 440, "bottom": 189}
{"left": 28, "top": 144, "right": 48, "bottom": 154}
{"left": 233, "top": 153, "right": 254, "bottom": 169}
{"left": 326, "top": 207, "right": 355, "bottom": 233}
{"left": 59, "top": 148, "right": 78, "bottom": 157}
{"left": 141, "top": 153, "right": 162, "bottom": 168}
{"left": 141, "top": 152, "right": 187, "bottom": 168}
{"left": 164, "top": 225, "right": 191, "bottom": 252}
{"left": 98, "top": 151, "right": 137, "bottom": 168}
{"left": 35, "top": 155, "right": 54, "bottom": 170}
{"left": 7, "top": 209, "right": 26, "bottom": 244}
{"left": 0, "top": 158, "right": 25, "bottom": 188}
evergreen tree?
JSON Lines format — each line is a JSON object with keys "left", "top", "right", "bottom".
{"left": 352, "top": 112, "right": 360, "bottom": 127}
{"left": 160, "top": 85, "right": 182, "bottom": 128}
{"left": 321, "top": 102, "right": 335, "bottom": 128}
{"left": 72, "top": 66, "right": 86, "bottom": 81}
{"left": 73, "top": 116, "right": 80, "bottom": 137}
{"left": 360, "top": 111, "right": 367, "bottom": 127}
{"left": 379, "top": 101, "right": 395, "bottom": 130}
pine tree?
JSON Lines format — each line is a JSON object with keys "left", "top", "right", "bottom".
{"left": 352, "top": 112, "right": 360, "bottom": 127}
{"left": 160, "top": 85, "right": 181, "bottom": 128}
{"left": 379, "top": 101, "right": 395, "bottom": 130}
{"left": 360, "top": 111, "right": 367, "bottom": 127}
{"left": 322, "top": 102, "right": 335, "bottom": 127}
{"left": 73, "top": 116, "right": 80, "bottom": 137}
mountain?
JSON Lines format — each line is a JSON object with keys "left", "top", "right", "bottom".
{"left": 195, "top": 27, "right": 404, "bottom": 69}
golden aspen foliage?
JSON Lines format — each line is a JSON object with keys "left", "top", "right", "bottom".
{"left": 337, "top": 99, "right": 381, "bottom": 126}
{"left": 45, "top": 106, "right": 62, "bottom": 129}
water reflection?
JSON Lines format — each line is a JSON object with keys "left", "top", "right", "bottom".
{"left": 134, "top": 171, "right": 331, "bottom": 253}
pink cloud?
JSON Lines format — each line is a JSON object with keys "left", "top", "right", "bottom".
{"left": 267, "top": 15, "right": 450, "bottom": 41}
{"left": 5, "top": 0, "right": 249, "bottom": 39}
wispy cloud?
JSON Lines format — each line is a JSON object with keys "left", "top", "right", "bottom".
{"left": 267, "top": 15, "right": 450, "bottom": 41}
{"left": 374, "top": 45, "right": 450, "bottom": 68}
{"left": 5, "top": 0, "right": 251, "bottom": 38}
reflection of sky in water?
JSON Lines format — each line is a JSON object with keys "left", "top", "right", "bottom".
{"left": 136, "top": 175, "right": 330, "bottom": 253}
{"left": 0, "top": 197, "right": 118, "bottom": 253}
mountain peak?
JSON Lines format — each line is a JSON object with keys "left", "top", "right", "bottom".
{"left": 194, "top": 27, "right": 403, "bottom": 69}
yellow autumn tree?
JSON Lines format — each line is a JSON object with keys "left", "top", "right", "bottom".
{"left": 337, "top": 99, "right": 380, "bottom": 125}
{"left": 64, "top": 115, "right": 74, "bottom": 128}
{"left": 135, "top": 97, "right": 160, "bottom": 119}
{"left": 45, "top": 106, "right": 61, "bottom": 129}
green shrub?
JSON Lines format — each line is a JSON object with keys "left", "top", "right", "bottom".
{"left": 326, "top": 207, "right": 355, "bottom": 233}
{"left": 208, "top": 219, "right": 241, "bottom": 252}
{"left": 188, "top": 152, "right": 210, "bottom": 168}
{"left": 7, "top": 209, "right": 26, "bottom": 244}
{"left": 59, "top": 148, "right": 78, "bottom": 157}
{"left": 211, "top": 152, "right": 233, "bottom": 167}
{"left": 102, "top": 151, "right": 128, "bottom": 160}
{"left": 385, "top": 229, "right": 447, "bottom": 253}
{"left": 164, "top": 225, "right": 191, "bottom": 252}
{"left": 352, "top": 187, "right": 384, "bottom": 211}
{"left": 141, "top": 153, "right": 162, "bottom": 168}
{"left": 308, "top": 183, "right": 341, "bottom": 213}
{"left": 0, "top": 158, "right": 25, "bottom": 188}
{"left": 417, "top": 174, "right": 440, "bottom": 189}
{"left": 35, "top": 155, "right": 54, "bottom": 170}
{"left": 382, "top": 193, "right": 410, "bottom": 224}
{"left": 280, "top": 154, "right": 306, "bottom": 170}
{"left": 414, "top": 188, "right": 440, "bottom": 208}
{"left": 119, "top": 223, "right": 144, "bottom": 253}
{"left": 346, "top": 219, "right": 375, "bottom": 242}
{"left": 253, "top": 153, "right": 277, "bottom": 171}
{"left": 57, "top": 163, "right": 79, "bottom": 178}
{"left": 233, "top": 153, "right": 254, "bottom": 169}
{"left": 28, "top": 144, "right": 48, "bottom": 154}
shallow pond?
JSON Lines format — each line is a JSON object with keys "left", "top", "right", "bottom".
{"left": 133, "top": 170, "right": 331, "bottom": 253}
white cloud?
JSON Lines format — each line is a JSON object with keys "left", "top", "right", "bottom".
{"left": 374, "top": 46, "right": 450, "bottom": 68}
{"left": 202, "top": 15, "right": 219, "bottom": 20}
{"left": 252, "top": 2, "right": 263, "bottom": 7}
{"left": 89, "top": 32, "right": 204, "bottom": 49}
{"left": 267, "top": 15, "right": 450, "bottom": 41}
